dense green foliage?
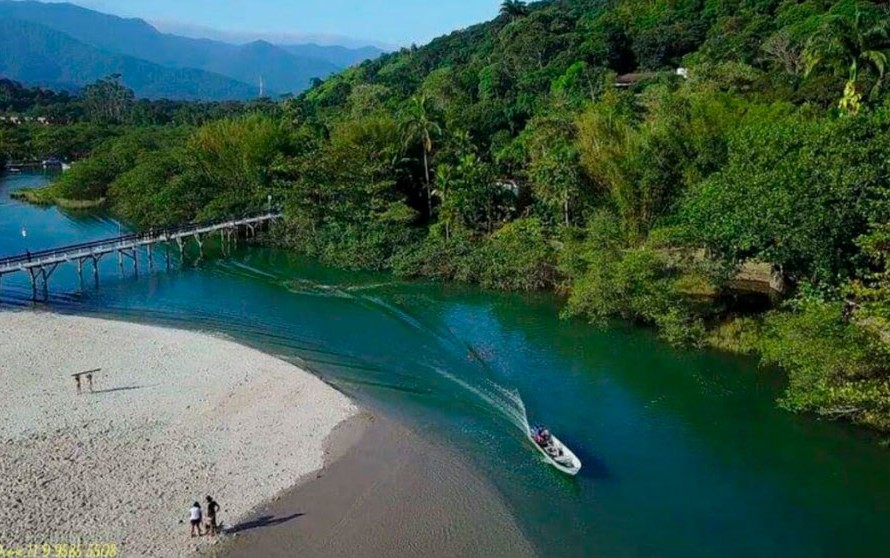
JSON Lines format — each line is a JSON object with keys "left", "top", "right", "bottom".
{"left": 683, "top": 108, "right": 890, "bottom": 285}
{"left": 13, "top": 0, "right": 890, "bottom": 431}
{"left": 760, "top": 298, "right": 890, "bottom": 431}
{"left": 0, "top": 78, "right": 271, "bottom": 167}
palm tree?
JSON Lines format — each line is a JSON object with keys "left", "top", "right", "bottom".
{"left": 500, "top": 0, "right": 530, "bottom": 23}
{"left": 805, "top": 4, "right": 890, "bottom": 114}
{"left": 402, "top": 95, "right": 441, "bottom": 219}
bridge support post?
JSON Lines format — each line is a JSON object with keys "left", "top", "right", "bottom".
{"left": 41, "top": 267, "right": 48, "bottom": 300}
{"left": 92, "top": 256, "right": 100, "bottom": 288}
{"left": 118, "top": 248, "right": 138, "bottom": 277}
{"left": 165, "top": 243, "right": 171, "bottom": 270}
{"left": 28, "top": 268, "right": 38, "bottom": 301}
{"left": 194, "top": 233, "right": 204, "bottom": 258}
{"left": 148, "top": 243, "right": 154, "bottom": 271}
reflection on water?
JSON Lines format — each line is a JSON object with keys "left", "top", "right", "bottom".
{"left": 3, "top": 172, "right": 890, "bottom": 557}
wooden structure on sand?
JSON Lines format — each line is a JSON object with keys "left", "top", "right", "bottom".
{"left": 0, "top": 213, "right": 281, "bottom": 300}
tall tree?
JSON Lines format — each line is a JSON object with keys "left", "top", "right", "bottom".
{"left": 402, "top": 95, "right": 441, "bottom": 219}
{"left": 500, "top": 0, "right": 530, "bottom": 22}
{"left": 805, "top": 3, "right": 890, "bottom": 114}
{"left": 83, "top": 75, "right": 135, "bottom": 124}
{"left": 523, "top": 113, "right": 585, "bottom": 227}
{"left": 433, "top": 163, "right": 458, "bottom": 240}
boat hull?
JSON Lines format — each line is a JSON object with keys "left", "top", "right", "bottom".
{"left": 528, "top": 431, "right": 582, "bottom": 476}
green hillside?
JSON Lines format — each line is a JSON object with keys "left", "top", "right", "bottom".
{"left": 19, "top": 0, "right": 890, "bottom": 431}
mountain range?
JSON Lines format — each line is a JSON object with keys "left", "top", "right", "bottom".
{"left": 0, "top": 1, "right": 384, "bottom": 100}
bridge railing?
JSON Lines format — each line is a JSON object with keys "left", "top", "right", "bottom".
{"left": 0, "top": 212, "right": 280, "bottom": 268}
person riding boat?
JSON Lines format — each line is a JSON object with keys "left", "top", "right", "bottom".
{"left": 533, "top": 426, "right": 554, "bottom": 449}
{"left": 540, "top": 428, "right": 552, "bottom": 445}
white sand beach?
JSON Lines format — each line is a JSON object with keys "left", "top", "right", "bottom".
{"left": 0, "top": 311, "right": 358, "bottom": 557}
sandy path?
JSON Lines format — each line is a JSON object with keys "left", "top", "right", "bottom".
{"left": 0, "top": 311, "right": 358, "bottom": 557}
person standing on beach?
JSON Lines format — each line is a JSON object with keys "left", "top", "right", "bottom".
{"left": 205, "top": 496, "right": 220, "bottom": 536}
{"left": 189, "top": 502, "right": 203, "bottom": 537}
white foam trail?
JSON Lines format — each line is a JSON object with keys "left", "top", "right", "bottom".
{"left": 223, "top": 260, "right": 280, "bottom": 279}
{"left": 356, "top": 297, "right": 532, "bottom": 434}
{"left": 344, "top": 282, "right": 397, "bottom": 292}
{"left": 438, "top": 368, "right": 530, "bottom": 434}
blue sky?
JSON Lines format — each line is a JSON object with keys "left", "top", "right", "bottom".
{"left": 57, "top": 0, "right": 503, "bottom": 47}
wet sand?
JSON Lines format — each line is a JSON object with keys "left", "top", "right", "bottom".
{"left": 209, "top": 413, "right": 535, "bottom": 558}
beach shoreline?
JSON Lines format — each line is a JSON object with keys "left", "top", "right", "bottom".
{"left": 213, "top": 413, "right": 535, "bottom": 558}
{"left": 0, "top": 311, "right": 360, "bottom": 557}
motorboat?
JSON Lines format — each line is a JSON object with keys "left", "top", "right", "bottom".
{"left": 529, "top": 425, "right": 582, "bottom": 476}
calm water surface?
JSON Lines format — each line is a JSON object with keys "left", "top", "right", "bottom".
{"left": 2, "top": 172, "right": 889, "bottom": 557}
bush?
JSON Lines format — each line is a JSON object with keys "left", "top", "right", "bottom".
{"left": 109, "top": 148, "right": 206, "bottom": 227}
{"left": 392, "top": 230, "right": 482, "bottom": 283}
{"left": 393, "top": 218, "right": 558, "bottom": 291}
{"left": 758, "top": 299, "right": 890, "bottom": 430}
{"left": 682, "top": 110, "right": 890, "bottom": 286}
{"left": 706, "top": 316, "right": 762, "bottom": 354}
{"left": 52, "top": 156, "right": 118, "bottom": 200}
{"left": 564, "top": 244, "right": 673, "bottom": 322}
{"left": 477, "top": 218, "right": 557, "bottom": 291}
{"left": 50, "top": 127, "right": 190, "bottom": 202}
{"left": 559, "top": 211, "right": 705, "bottom": 345}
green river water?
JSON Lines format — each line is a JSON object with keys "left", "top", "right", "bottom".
{"left": 2, "top": 171, "right": 890, "bottom": 557}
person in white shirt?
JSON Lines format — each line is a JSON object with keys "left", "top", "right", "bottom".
{"left": 189, "top": 502, "right": 203, "bottom": 537}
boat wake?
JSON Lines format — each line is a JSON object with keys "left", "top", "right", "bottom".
{"left": 350, "top": 293, "right": 533, "bottom": 436}
{"left": 206, "top": 270, "right": 536, "bottom": 437}
{"left": 437, "top": 368, "right": 531, "bottom": 435}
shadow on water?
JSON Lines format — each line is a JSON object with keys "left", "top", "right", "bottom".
{"left": 571, "top": 446, "right": 612, "bottom": 481}
{"left": 224, "top": 513, "right": 305, "bottom": 535}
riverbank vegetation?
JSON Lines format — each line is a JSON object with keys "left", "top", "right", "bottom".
{"left": 0, "top": 76, "right": 270, "bottom": 166}
{"left": 5, "top": 0, "right": 890, "bottom": 431}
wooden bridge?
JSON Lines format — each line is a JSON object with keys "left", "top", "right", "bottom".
{"left": 0, "top": 212, "right": 282, "bottom": 300}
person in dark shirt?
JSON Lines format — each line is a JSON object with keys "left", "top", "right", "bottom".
{"left": 205, "top": 496, "right": 220, "bottom": 536}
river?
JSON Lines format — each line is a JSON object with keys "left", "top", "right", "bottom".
{"left": 2, "top": 171, "right": 890, "bottom": 557}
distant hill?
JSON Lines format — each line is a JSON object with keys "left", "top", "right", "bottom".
{"left": 201, "top": 40, "right": 337, "bottom": 96}
{"left": 0, "top": 1, "right": 380, "bottom": 96}
{"left": 0, "top": 19, "right": 260, "bottom": 100}
{"left": 280, "top": 44, "right": 384, "bottom": 68}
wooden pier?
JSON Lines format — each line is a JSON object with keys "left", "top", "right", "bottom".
{"left": 0, "top": 212, "right": 281, "bottom": 300}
